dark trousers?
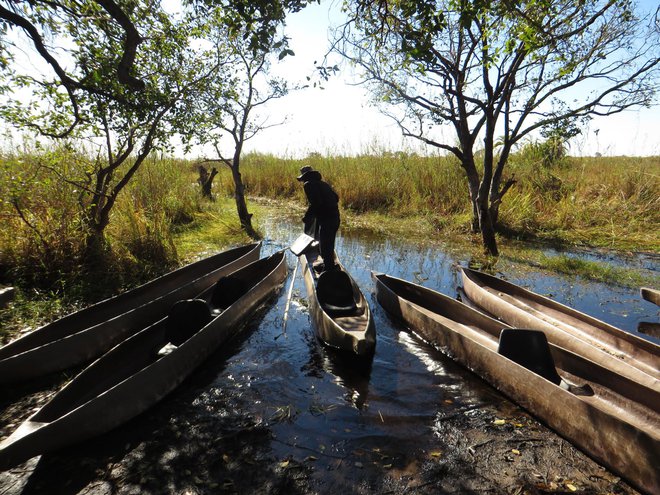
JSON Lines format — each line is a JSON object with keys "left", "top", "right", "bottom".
{"left": 318, "top": 215, "right": 339, "bottom": 268}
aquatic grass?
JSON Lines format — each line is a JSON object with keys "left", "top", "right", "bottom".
{"left": 269, "top": 405, "right": 298, "bottom": 424}
{"left": 500, "top": 248, "right": 659, "bottom": 289}
{"left": 540, "top": 254, "right": 658, "bottom": 288}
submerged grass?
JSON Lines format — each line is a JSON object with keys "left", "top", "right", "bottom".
{"left": 500, "top": 248, "right": 658, "bottom": 289}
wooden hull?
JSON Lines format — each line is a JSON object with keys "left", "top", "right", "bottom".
{"left": 641, "top": 287, "right": 660, "bottom": 307}
{"left": 460, "top": 267, "right": 660, "bottom": 385}
{"left": 301, "top": 249, "right": 375, "bottom": 355}
{"left": 0, "top": 244, "right": 261, "bottom": 385}
{"left": 0, "top": 251, "right": 287, "bottom": 470}
{"left": 373, "top": 273, "right": 660, "bottom": 495}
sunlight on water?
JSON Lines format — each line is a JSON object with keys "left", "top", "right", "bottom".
{"left": 178, "top": 208, "right": 658, "bottom": 487}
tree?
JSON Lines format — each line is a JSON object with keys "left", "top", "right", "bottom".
{"left": 183, "top": 23, "right": 292, "bottom": 237}
{"left": 0, "top": 0, "right": 148, "bottom": 136}
{"left": 0, "top": 0, "right": 317, "bottom": 136}
{"left": 336, "top": 0, "right": 660, "bottom": 255}
{"left": 1, "top": 1, "right": 213, "bottom": 256}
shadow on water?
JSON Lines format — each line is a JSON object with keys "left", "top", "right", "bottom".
{"left": 1, "top": 209, "right": 653, "bottom": 494}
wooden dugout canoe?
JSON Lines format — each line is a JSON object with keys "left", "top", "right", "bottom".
{"left": 373, "top": 273, "right": 660, "bottom": 495}
{"left": 641, "top": 287, "right": 660, "bottom": 307}
{"left": 0, "top": 251, "right": 287, "bottom": 470}
{"left": 301, "top": 247, "right": 375, "bottom": 356}
{"left": 0, "top": 243, "right": 261, "bottom": 385}
{"left": 460, "top": 267, "right": 660, "bottom": 385}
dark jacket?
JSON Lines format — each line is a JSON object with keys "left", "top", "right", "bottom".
{"left": 302, "top": 170, "right": 339, "bottom": 223}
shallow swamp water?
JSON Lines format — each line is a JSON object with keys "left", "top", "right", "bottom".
{"left": 0, "top": 210, "right": 658, "bottom": 495}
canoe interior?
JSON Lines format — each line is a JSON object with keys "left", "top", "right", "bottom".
{"left": 0, "top": 243, "right": 260, "bottom": 360}
{"left": 374, "top": 273, "right": 660, "bottom": 495}
{"left": 460, "top": 267, "right": 660, "bottom": 380}
{"left": 305, "top": 248, "right": 370, "bottom": 322}
{"left": 638, "top": 321, "right": 660, "bottom": 338}
{"left": 302, "top": 247, "right": 375, "bottom": 355}
{"left": 641, "top": 287, "right": 660, "bottom": 307}
{"left": 31, "top": 251, "right": 285, "bottom": 424}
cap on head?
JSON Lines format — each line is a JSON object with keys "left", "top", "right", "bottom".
{"left": 297, "top": 165, "right": 314, "bottom": 181}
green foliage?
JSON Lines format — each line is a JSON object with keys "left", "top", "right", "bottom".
{"left": 0, "top": 145, "right": 203, "bottom": 294}
{"left": 188, "top": 0, "right": 318, "bottom": 55}
{"left": 516, "top": 138, "right": 569, "bottom": 170}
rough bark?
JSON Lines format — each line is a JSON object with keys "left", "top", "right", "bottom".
{"left": 230, "top": 153, "right": 257, "bottom": 238}
{"left": 198, "top": 165, "right": 218, "bottom": 199}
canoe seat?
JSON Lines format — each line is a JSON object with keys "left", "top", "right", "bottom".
{"left": 211, "top": 276, "right": 247, "bottom": 310}
{"left": 497, "top": 329, "right": 562, "bottom": 385}
{"left": 317, "top": 270, "right": 360, "bottom": 317}
{"left": 167, "top": 299, "right": 212, "bottom": 346}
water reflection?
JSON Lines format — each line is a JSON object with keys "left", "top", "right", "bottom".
{"left": 303, "top": 345, "right": 373, "bottom": 410}
{"left": 244, "top": 208, "right": 660, "bottom": 485}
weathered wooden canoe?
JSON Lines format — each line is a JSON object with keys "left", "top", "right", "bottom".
{"left": 641, "top": 287, "right": 660, "bottom": 307}
{"left": 373, "top": 273, "right": 660, "bottom": 495}
{"left": 301, "top": 246, "right": 375, "bottom": 355}
{"left": 0, "top": 251, "right": 287, "bottom": 470}
{"left": 460, "top": 267, "right": 660, "bottom": 384}
{"left": 0, "top": 243, "right": 261, "bottom": 385}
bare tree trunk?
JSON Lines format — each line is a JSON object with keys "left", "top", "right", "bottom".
{"left": 461, "top": 158, "right": 481, "bottom": 234}
{"left": 469, "top": 184, "right": 480, "bottom": 234}
{"left": 477, "top": 197, "right": 499, "bottom": 257}
{"left": 197, "top": 165, "right": 218, "bottom": 199}
{"left": 230, "top": 153, "right": 257, "bottom": 238}
{"left": 83, "top": 223, "right": 109, "bottom": 266}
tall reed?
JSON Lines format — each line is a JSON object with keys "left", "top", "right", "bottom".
{"left": 215, "top": 150, "right": 659, "bottom": 251}
{"left": 0, "top": 146, "right": 206, "bottom": 294}
{"left": 237, "top": 152, "right": 469, "bottom": 216}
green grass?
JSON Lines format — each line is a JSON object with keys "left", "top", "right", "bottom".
{"left": 499, "top": 247, "right": 658, "bottom": 289}
{"left": 232, "top": 152, "right": 660, "bottom": 253}
{"left": 173, "top": 205, "right": 253, "bottom": 262}
{"left": 1, "top": 144, "right": 658, "bottom": 341}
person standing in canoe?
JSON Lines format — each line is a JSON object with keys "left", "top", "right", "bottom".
{"left": 297, "top": 165, "right": 340, "bottom": 272}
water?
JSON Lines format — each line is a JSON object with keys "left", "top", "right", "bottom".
{"left": 188, "top": 213, "right": 657, "bottom": 488}
{"left": 260, "top": 213, "right": 659, "bottom": 337}
{"left": 2, "top": 213, "right": 656, "bottom": 493}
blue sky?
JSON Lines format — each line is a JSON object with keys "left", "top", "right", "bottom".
{"left": 241, "top": 1, "right": 660, "bottom": 158}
